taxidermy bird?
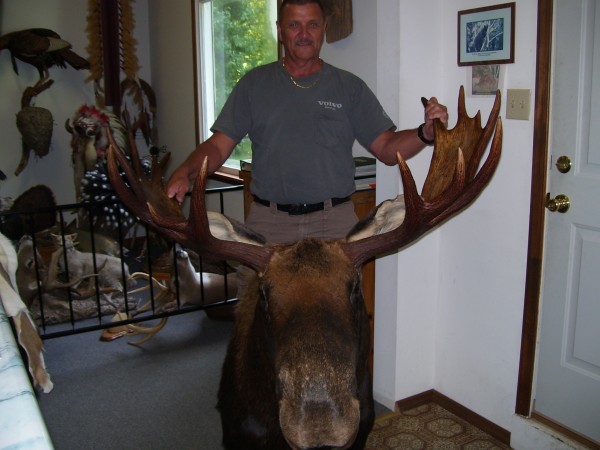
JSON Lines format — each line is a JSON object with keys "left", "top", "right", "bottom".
{"left": 0, "top": 28, "right": 90, "bottom": 84}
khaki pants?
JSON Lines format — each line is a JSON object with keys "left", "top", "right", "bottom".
{"left": 245, "top": 199, "right": 359, "bottom": 244}
{"left": 235, "top": 199, "right": 359, "bottom": 299}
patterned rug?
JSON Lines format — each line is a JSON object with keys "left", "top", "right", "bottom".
{"left": 365, "top": 402, "right": 511, "bottom": 449}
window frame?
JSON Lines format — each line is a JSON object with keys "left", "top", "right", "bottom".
{"left": 192, "top": 0, "right": 281, "bottom": 180}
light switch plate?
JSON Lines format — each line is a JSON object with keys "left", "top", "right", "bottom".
{"left": 506, "top": 88, "right": 531, "bottom": 120}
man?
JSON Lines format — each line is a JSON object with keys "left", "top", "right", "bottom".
{"left": 167, "top": 0, "right": 448, "bottom": 243}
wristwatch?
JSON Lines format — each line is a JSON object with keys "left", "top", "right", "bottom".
{"left": 418, "top": 123, "right": 435, "bottom": 146}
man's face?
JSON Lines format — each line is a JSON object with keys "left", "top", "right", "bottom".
{"left": 277, "top": 3, "right": 326, "bottom": 63}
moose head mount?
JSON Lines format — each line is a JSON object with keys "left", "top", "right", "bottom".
{"left": 107, "top": 86, "right": 502, "bottom": 450}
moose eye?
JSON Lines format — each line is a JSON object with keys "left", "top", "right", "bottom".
{"left": 259, "top": 284, "right": 270, "bottom": 315}
{"left": 349, "top": 273, "right": 363, "bottom": 306}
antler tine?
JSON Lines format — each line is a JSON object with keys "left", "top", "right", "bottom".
{"left": 183, "top": 156, "right": 211, "bottom": 243}
{"left": 126, "top": 128, "right": 147, "bottom": 182}
{"left": 425, "top": 146, "right": 467, "bottom": 212}
{"left": 188, "top": 156, "right": 210, "bottom": 223}
{"left": 431, "top": 117, "right": 502, "bottom": 227}
{"left": 141, "top": 135, "right": 171, "bottom": 187}
{"left": 184, "top": 157, "right": 274, "bottom": 272}
{"left": 104, "top": 125, "right": 143, "bottom": 203}
{"left": 106, "top": 130, "right": 154, "bottom": 224}
{"left": 156, "top": 152, "right": 171, "bottom": 183}
{"left": 465, "top": 89, "right": 501, "bottom": 181}
{"left": 339, "top": 152, "right": 428, "bottom": 266}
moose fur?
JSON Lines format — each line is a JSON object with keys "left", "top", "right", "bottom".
{"left": 218, "top": 238, "right": 373, "bottom": 449}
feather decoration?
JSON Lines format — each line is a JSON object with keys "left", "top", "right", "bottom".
{"left": 84, "top": 0, "right": 157, "bottom": 145}
{"left": 85, "top": 0, "right": 104, "bottom": 83}
{"left": 85, "top": 0, "right": 105, "bottom": 107}
{"left": 119, "top": 0, "right": 139, "bottom": 80}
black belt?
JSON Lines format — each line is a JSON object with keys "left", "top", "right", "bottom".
{"left": 253, "top": 195, "right": 351, "bottom": 215}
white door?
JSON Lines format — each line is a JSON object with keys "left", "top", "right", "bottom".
{"left": 535, "top": 0, "right": 600, "bottom": 442}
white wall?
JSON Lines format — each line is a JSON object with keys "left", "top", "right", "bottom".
{"left": 147, "top": 0, "right": 197, "bottom": 172}
{"left": 435, "top": 0, "right": 533, "bottom": 428}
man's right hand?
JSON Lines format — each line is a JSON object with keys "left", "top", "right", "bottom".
{"left": 166, "top": 166, "right": 191, "bottom": 203}
{"left": 165, "top": 132, "right": 239, "bottom": 203}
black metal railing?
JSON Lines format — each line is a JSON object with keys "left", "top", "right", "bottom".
{"left": 0, "top": 183, "right": 243, "bottom": 340}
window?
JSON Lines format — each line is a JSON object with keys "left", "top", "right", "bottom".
{"left": 195, "top": 0, "right": 278, "bottom": 172}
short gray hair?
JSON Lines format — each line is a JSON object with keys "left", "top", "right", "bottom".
{"left": 278, "top": 0, "right": 325, "bottom": 22}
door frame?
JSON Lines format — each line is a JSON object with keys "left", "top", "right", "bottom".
{"left": 517, "top": 3, "right": 600, "bottom": 447}
{"left": 515, "top": 0, "right": 552, "bottom": 417}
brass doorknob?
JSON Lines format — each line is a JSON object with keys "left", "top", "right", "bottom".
{"left": 556, "top": 156, "right": 571, "bottom": 173}
{"left": 545, "top": 193, "right": 570, "bottom": 213}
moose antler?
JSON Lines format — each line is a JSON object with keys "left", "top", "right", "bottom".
{"left": 341, "top": 86, "right": 502, "bottom": 266}
{"left": 106, "top": 129, "right": 274, "bottom": 273}
{"left": 422, "top": 86, "right": 501, "bottom": 200}
{"left": 107, "top": 86, "right": 501, "bottom": 274}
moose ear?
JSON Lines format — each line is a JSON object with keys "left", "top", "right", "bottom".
{"left": 345, "top": 195, "right": 407, "bottom": 242}
{"left": 207, "top": 211, "right": 267, "bottom": 246}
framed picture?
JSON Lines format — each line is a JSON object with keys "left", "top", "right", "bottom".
{"left": 458, "top": 3, "right": 515, "bottom": 66}
{"left": 471, "top": 64, "right": 502, "bottom": 95}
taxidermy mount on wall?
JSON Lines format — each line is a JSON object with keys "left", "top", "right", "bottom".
{"left": 0, "top": 28, "right": 90, "bottom": 176}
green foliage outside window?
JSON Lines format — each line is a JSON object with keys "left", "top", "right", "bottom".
{"left": 211, "top": 0, "right": 278, "bottom": 166}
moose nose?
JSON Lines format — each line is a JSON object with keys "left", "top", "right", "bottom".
{"left": 280, "top": 398, "right": 360, "bottom": 450}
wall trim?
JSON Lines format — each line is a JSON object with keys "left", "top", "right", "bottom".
{"left": 395, "top": 389, "right": 511, "bottom": 445}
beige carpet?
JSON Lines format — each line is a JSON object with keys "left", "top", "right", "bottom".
{"left": 366, "top": 402, "right": 511, "bottom": 449}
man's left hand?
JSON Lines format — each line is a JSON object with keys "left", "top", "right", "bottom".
{"left": 422, "top": 97, "right": 449, "bottom": 142}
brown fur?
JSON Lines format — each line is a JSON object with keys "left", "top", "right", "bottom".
{"left": 218, "top": 239, "right": 374, "bottom": 449}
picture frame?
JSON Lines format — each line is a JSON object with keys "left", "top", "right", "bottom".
{"left": 458, "top": 2, "right": 515, "bottom": 66}
{"left": 470, "top": 64, "right": 503, "bottom": 96}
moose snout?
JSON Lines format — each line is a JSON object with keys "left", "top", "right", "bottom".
{"left": 279, "top": 396, "right": 360, "bottom": 450}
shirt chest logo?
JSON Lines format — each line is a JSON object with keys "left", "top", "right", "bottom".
{"left": 318, "top": 100, "right": 343, "bottom": 111}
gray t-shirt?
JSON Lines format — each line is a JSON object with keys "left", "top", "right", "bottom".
{"left": 212, "top": 61, "right": 395, "bottom": 204}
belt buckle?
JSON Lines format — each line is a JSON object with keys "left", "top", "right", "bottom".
{"left": 288, "top": 203, "right": 308, "bottom": 215}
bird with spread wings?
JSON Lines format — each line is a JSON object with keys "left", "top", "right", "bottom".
{"left": 0, "top": 27, "right": 90, "bottom": 89}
